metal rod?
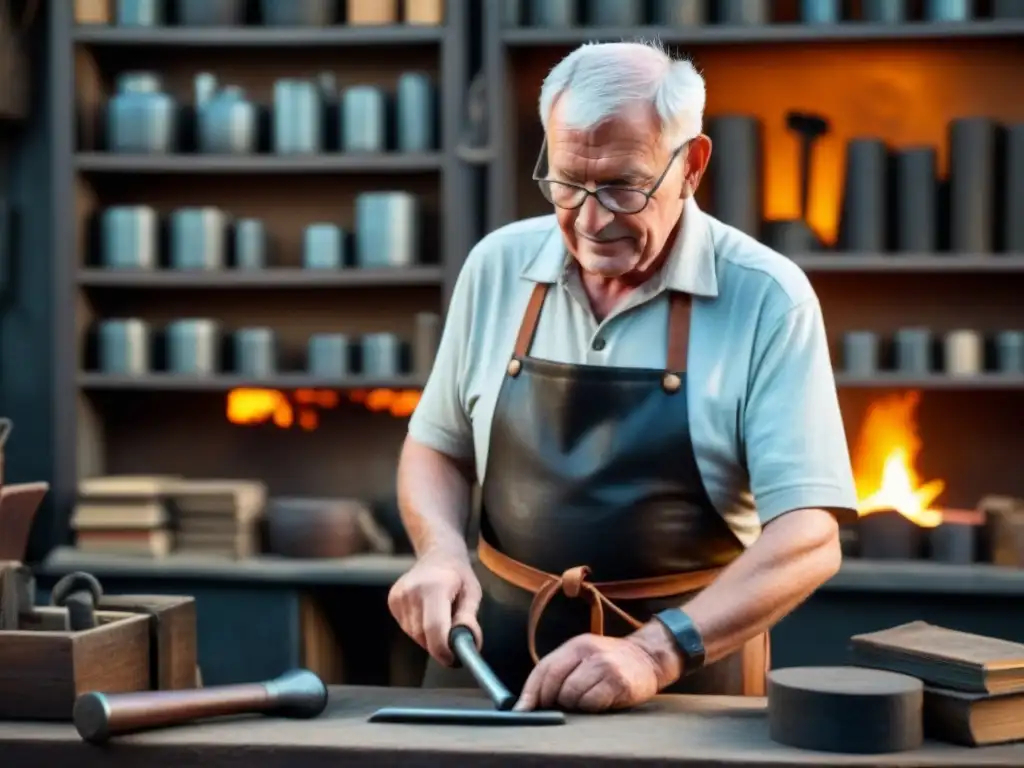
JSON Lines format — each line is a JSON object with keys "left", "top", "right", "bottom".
{"left": 449, "top": 625, "right": 516, "bottom": 711}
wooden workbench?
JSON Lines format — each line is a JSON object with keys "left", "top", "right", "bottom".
{"left": 2, "top": 686, "right": 1021, "bottom": 767}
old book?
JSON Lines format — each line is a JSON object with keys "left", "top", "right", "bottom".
{"left": 71, "top": 501, "right": 168, "bottom": 530}
{"left": 76, "top": 529, "right": 173, "bottom": 557}
{"left": 851, "top": 621, "right": 1024, "bottom": 694}
{"left": 924, "top": 687, "right": 1024, "bottom": 746}
{"left": 79, "top": 475, "right": 180, "bottom": 499}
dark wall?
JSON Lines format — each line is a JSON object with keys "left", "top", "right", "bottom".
{"left": 0, "top": 2, "right": 57, "bottom": 561}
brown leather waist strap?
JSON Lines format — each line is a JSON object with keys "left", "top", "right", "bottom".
{"left": 477, "top": 540, "right": 722, "bottom": 665}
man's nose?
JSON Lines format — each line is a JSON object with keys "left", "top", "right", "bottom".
{"left": 577, "top": 193, "right": 613, "bottom": 234}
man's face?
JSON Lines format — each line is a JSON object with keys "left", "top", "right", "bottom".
{"left": 545, "top": 100, "right": 704, "bottom": 281}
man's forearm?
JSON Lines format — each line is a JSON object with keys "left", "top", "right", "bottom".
{"left": 397, "top": 437, "right": 475, "bottom": 560}
{"left": 632, "top": 507, "right": 842, "bottom": 681}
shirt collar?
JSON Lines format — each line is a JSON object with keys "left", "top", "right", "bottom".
{"left": 519, "top": 197, "right": 719, "bottom": 298}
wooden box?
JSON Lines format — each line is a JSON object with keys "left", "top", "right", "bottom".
{"left": 98, "top": 594, "right": 198, "bottom": 690}
{"left": 0, "top": 608, "right": 150, "bottom": 720}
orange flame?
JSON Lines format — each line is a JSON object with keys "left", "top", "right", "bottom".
{"left": 853, "top": 392, "right": 945, "bottom": 529}
{"left": 226, "top": 387, "right": 421, "bottom": 430}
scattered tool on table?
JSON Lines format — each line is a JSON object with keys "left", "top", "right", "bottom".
{"left": 51, "top": 571, "right": 102, "bottom": 631}
{"left": 73, "top": 667, "right": 328, "bottom": 743}
{"left": 369, "top": 625, "right": 566, "bottom": 726}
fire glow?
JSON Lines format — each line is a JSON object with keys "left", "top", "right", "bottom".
{"left": 226, "top": 388, "right": 421, "bottom": 430}
{"left": 852, "top": 391, "right": 945, "bottom": 529}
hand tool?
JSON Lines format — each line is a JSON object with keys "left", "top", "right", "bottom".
{"left": 50, "top": 571, "right": 103, "bottom": 631}
{"left": 369, "top": 625, "right": 566, "bottom": 725}
{"left": 73, "top": 668, "right": 328, "bottom": 743}
{"left": 763, "top": 112, "right": 829, "bottom": 254}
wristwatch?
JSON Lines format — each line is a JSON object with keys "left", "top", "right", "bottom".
{"left": 653, "top": 608, "right": 706, "bottom": 675}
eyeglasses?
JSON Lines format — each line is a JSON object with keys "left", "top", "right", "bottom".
{"left": 533, "top": 139, "right": 690, "bottom": 215}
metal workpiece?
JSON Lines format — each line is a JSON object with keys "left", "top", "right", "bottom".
{"left": 949, "top": 118, "right": 996, "bottom": 253}
{"left": 839, "top": 139, "right": 887, "bottom": 253}
{"left": 893, "top": 148, "right": 938, "bottom": 253}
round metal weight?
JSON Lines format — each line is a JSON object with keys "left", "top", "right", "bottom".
{"left": 767, "top": 666, "right": 923, "bottom": 754}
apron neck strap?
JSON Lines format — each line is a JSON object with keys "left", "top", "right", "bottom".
{"left": 511, "top": 282, "right": 692, "bottom": 373}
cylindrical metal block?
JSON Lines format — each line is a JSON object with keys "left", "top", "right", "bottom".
{"left": 650, "top": 0, "right": 705, "bottom": 25}
{"left": 924, "top": 0, "right": 969, "bottom": 21}
{"left": 589, "top": 0, "right": 642, "bottom": 25}
{"left": 706, "top": 116, "right": 762, "bottom": 238}
{"left": 801, "top": 0, "right": 840, "bottom": 23}
{"left": 943, "top": 330, "right": 982, "bottom": 376}
{"left": 893, "top": 148, "right": 937, "bottom": 253}
{"left": 862, "top": 0, "right": 906, "bottom": 22}
{"left": 1001, "top": 124, "right": 1024, "bottom": 253}
{"left": 717, "top": 0, "right": 768, "bottom": 24}
{"left": 949, "top": 118, "right": 996, "bottom": 253}
{"left": 842, "top": 332, "right": 879, "bottom": 376}
{"left": 894, "top": 328, "right": 933, "bottom": 375}
{"left": 928, "top": 523, "right": 976, "bottom": 564}
{"left": 859, "top": 511, "right": 923, "bottom": 559}
{"left": 995, "top": 331, "right": 1024, "bottom": 373}
{"left": 234, "top": 219, "right": 267, "bottom": 269}
{"left": 235, "top": 328, "right": 277, "bottom": 378}
{"left": 529, "top": 0, "right": 576, "bottom": 26}
{"left": 839, "top": 139, "right": 887, "bottom": 253}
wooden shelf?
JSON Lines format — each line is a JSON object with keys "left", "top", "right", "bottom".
{"left": 73, "top": 25, "right": 445, "bottom": 47}
{"left": 791, "top": 254, "right": 1024, "bottom": 272}
{"left": 77, "top": 373, "right": 426, "bottom": 392}
{"left": 77, "top": 267, "right": 444, "bottom": 289}
{"left": 501, "top": 20, "right": 1024, "bottom": 47}
{"left": 75, "top": 153, "right": 444, "bottom": 175}
{"left": 835, "top": 374, "right": 1024, "bottom": 389}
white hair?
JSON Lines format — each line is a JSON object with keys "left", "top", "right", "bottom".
{"left": 538, "top": 40, "right": 705, "bottom": 148}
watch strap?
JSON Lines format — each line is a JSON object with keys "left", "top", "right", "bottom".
{"left": 653, "top": 608, "right": 706, "bottom": 675}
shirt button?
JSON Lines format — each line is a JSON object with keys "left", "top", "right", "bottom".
{"left": 592, "top": 337, "right": 607, "bottom": 351}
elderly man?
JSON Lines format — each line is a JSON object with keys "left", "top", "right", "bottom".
{"left": 388, "top": 41, "right": 857, "bottom": 713}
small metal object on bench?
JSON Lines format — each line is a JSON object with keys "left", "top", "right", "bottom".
{"left": 768, "top": 666, "right": 923, "bottom": 754}
{"left": 369, "top": 625, "right": 566, "bottom": 726}
{"left": 73, "top": 668, "right": 328, "bottom": 744}
{"left": 51, "top": 571, "right": 103, "bottom": 631}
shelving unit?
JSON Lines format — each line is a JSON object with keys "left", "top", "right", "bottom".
{"left": 45, "top": 1, "right": 475, "bottom": 540}
{"left": 482, "top": 0, "right": 1024, "bottom": 509}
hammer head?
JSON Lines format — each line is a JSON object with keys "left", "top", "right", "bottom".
{"left": 786, "top": 112, "right": 830, "bottom": 139}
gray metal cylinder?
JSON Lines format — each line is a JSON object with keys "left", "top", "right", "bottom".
{"left": 706, "top": 116, "right": 762, "bottom": 238}
{"left": 894, "top": 328, "right": 932, "bottom": 375}
{"left": 893, "top": 148, "right": 937, "bottom": 253}
{"left": 949, "top": 118, "right": 996, "bottom": 253}
{"left": 839, "top": 139, "right": 887, "bottom": 253}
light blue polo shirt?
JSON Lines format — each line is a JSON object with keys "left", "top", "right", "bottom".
{"left": 408, "top": 198, "right": 858, "bottom": 546}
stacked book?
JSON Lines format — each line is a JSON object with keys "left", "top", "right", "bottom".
{"left": 72, "top": 475, "right": 177, "bottom": 557}
{"left": 851, "top": 621, "right": 1024, "bottom": 746}
{"left": 171, "top": 480, "right": 266, "bottom": 559}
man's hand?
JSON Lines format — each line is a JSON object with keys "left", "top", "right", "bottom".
{"left": 387, "top": 548, "right": 483, "bottom": 666}
{"left": 514, "top": 631, "right": 676, "bottom": 713}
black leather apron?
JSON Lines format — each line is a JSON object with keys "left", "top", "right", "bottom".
{"left": 423, "top": 282, "right": 770, "bottom": 696}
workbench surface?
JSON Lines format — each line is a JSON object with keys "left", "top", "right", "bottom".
{"left": 2, "top": 686, "right": 1021, "bottom": 767}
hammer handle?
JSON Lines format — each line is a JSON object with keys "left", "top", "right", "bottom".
{"left": 449, "top": 625, "right": 516, "bottom": 711}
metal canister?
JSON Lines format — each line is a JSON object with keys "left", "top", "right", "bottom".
{"left": 101, "top": 206, "right": 159, "bottom": 270}
{"left": 355, "top": 192, "right": 419, "bottom": 267}
{"left": 308, "top": 333, "right": 351, "bottom": 378}
{"left": 166, "top": 319, "right": 220, "bottom": 376}
{"left": 98, "top": 318, "right": 151, "bottom": 375}
{"left": 273, "top": 79, "right": 323, "bottom": 155}
{"left": 116, "top": 0, "right": 164, "bottom": 26}
{"left": 396, "top": 74, "right": 436, "bottom": 153}
{"left": 303, "top": 224, "right": 345, "bottom": 269}
{"left": 341, "top": 86, "right": 386, "bottom": 153}
{"left": 234, "top": 219, "right": 267, "bottom": 269}
{"left": 235, "top": 327, "right": 277, "bottom": 378}
{"left": 943, "top": 330, "right": 982, "bottom": 376}
{"left": 361, "top": 333, "right": 401, "bottom": 377}
{"left": 170, "top": 208, "right": 228, "bottom": 270}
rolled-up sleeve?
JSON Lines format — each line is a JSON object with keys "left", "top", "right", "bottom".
{"left": 744, "top": 298, "right": 858, "bottom": 525}
{"left": 407, "top": 250, "right": 477, "bottom": 461}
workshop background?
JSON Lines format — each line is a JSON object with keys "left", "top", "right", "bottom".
{"left": 0, "top": 0, "right": 1022, "bottom": 688}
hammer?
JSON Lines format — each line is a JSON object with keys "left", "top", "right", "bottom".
{"left": 785, "top": 111, "right": 830, "bottom": 222}
{"left": 51, "top": 571, "right": 103, "bottom": 631}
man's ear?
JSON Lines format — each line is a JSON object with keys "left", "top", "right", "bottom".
{"left": 682, "top": 134, "right": 713, "bottom": 198}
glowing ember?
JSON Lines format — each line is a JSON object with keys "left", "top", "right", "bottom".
{"left": 852, "top": 392, "right": 945, "bottom": 529}
{"left": 226, "top": 387, "right": 421, "bottom": 430}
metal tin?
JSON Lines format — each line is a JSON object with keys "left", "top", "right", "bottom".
{"left": 396, "top": 73, "right": 436, "bottom": 153}
{"left": 115, "top": 0, "right": 163, "bottom": 26}
{"left": 341, "top": 86, "right": 386, "bottom": 153}
{"left": 107, "top": 72, "right": 176, "bottom": 154}
{"left": 166, "top": 319, "right": 220, "bottom": 376}
{"left": 177, "top": 0, "right": 245, "bottom": 24}
{"left": 706, "top": 116, "right": 762, "bottom": 238}
{"left": 170, "top": 208, "right": 228, "bottom": 270}
{"left": 361, "top": 333, "right": 401, "bottom": 377}
{"left": 101, "top": 206, "right": 159, "bottom": 270}
{"left": 924, "top": 0, "right": 969, "bottom": 21}
{"left": 199, "top": 83, "right": 258, "bottom": 155}
{"left": 717, "top": 0, "right": 768, "bottom": 24}
{"left": 943, "top": 330, "right": 982, "bottom": 376}
{"left": 589, "top": 0, "right": 643, "bottom": 25}
{"left": 995, "top": 331, "right": 1024, "bottom": 373}
{"left": 862, "top": 0, "right": 906, "bottom": 22}
{"left": 98, "top": 319, "right": 150, "bottom": 375}
{"left": 893, "top": 148, "right": 937, "bottom": 253}
{"left": 530, "top": 0, "right": 576, "bottom": 26}
{"left": 650, "top": 0, "right": 706, "bottom": 25}
{"left": 355, "top": 192, "right": 419, "bottom": 267}
{"left": 234, "top": 219, "right": 267, "bottom": 269}
{"left": 261, "top": 0, "right": 336, "bottom": 25}
{"left": 842, "top": 332, "right": 879, "bottom": 376}
{"left": 273, "top": 79, "right": 323, "bottom": 155}
{"left": 949, "top": 118, "right": 996, "bottom": 253}
{"left": 894, "top": 328, "right": 933, "bottom": 375}
{"left": 303, "top": 223, "right": 345, "bottom": 269}
{"left": 839, "top": 139, "right": 887, "bottom": 253}
{"left": 235, "top": 327, "right": 277, "bottom": 378}
{"left": 308, "top": 333, "right": 351, "bottom": 378}
{"left": 801, "top": 0, "right": 840, "bottom": 23}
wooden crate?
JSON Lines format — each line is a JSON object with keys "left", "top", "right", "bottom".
{"left": 97, "top": 594, "right": 198, "bottom": 690}
{"left": 0, "top": 608, "right": 150, "bottom": 720}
